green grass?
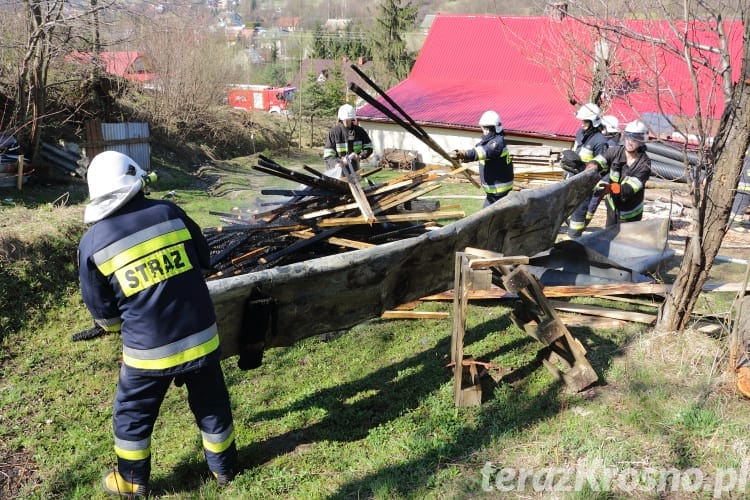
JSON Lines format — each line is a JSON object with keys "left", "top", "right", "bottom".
{"left": 2, "top": 152, "right": 749, "bottom": 498}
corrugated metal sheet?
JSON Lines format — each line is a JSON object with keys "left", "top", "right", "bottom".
{"left": 358, "top": 14, "right": 743, "bottom": 139}
{"left": 99, "top": 122, "right": 151, "bottom": 171}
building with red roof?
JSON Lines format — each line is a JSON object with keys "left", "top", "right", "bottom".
{"left": 357, "top": 14, "right": 744, "bottom": 163}
{"left": 67, "top": 51, "right": 156, "bottom": 83}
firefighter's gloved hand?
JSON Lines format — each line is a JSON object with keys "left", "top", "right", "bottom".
{"left": 71, "top": 322, "right": 108, "bottom": 341}
{"left": 609, "top": 182, "right": 621, "bottom": 195}
{"left": 449, "top": 150, "right": 465, "bottom": 161}
{"left": 593, "top": 180, "right": 611, "bottom": 197}
{"left": 560, "top": 149, "right": 585, "bottom": 174}
{"left": 585, "top": 162, "right": 599, "bottom": 171}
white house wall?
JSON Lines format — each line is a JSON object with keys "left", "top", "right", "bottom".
{"left": 361, "top": 121, "right": 572, "bottom": 166}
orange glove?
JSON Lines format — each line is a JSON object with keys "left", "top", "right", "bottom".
{"left": 610, "top": 183, "right": 621, "bottom": 195}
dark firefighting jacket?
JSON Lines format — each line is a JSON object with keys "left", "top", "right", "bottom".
{"left": 590, "top": 145, "right": 652, "bottom": 221}
{"left": 463, "top": 130, "right": 514, "bottom": 196}
{"left": 323, "top": 122, "right": 374, "bottom": 168}
{"left": 78, "top": 192, "right": 220, "bottom": 376}
{"left": 573, "top": 127, "right": 609, "bottom": 164}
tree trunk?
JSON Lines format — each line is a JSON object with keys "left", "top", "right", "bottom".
{"left": 657, "top": 26, "right": 750, "bottom": 331}
{"left": 18, "top": 0, "right": 63, "bottom": 159}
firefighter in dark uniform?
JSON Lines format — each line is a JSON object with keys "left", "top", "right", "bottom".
{"left": 564, "top": 103, "right": 610, "bottom": 237}
{"left": 586, "top": 120, "right": 651, "bottom": 227}
{"left": 78, "top": 151, "right": 237, "bottom": 497}
{"left": 449, "top": 110, "right": 514, "bottom": 208}
{"left": 583, "top": 114, "right": 621, "bottom": 224}
{"left": 323, "top": 104, "right": 373, "bottom": 170}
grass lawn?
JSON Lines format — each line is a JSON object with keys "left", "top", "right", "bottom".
{"left": 1, "top": 150, "right": 749, "bottom": 498}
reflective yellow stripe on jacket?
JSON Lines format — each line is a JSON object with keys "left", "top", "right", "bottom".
{"left": 122, "top": 324, "right": 220, "bottom": 370}
{"left": 93, "top": 220, "right": 194, "bottom": 298}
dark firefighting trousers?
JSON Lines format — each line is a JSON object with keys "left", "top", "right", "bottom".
{"left": 568, "top": 195, "right": 595, "bottom": 236}
{"left": 113, "top": 360, "right": 237, "bottom": 484}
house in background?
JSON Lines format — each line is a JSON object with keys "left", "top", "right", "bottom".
{"left": 324, "top": 18, "right": 352, "bottom": 32}
{"left": 67, "top": 51, "right": 156, "bottom": 83}
{"left": 356, "top": 14, "right": 744, "bottom": 163}
{"left": 278, "top": 16, "right": 300, "bottom": 31}
{"left": 290, "top": 57, "right": 374, "bottom": 105}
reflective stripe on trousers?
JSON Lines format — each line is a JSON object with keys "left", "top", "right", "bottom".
{"left": 113, "top": 361, "right": 236, "bottom": 484}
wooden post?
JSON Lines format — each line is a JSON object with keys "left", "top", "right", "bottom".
{"left": 451, "top": 252, "right": 467, "bottom": 405}
{"left": 16, "top": 155, "right": 24, "bottom": 190}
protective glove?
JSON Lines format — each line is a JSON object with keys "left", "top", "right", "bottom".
{"left": 71, "top": 322, "right": 108, "bottom": 341}
{"left": 449, "top": 149, "right": 465, "bottom": 161}
{"left": 593, "top": 180, "right": 611, "bottom": 197}
{"left": 584, "top": 161, "right": 599, "bottom": 171}
{"left": 560, "top": 149, "right": 585, "bottom": 174}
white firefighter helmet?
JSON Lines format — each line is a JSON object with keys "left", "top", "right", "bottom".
{"left": 624, "top": 120, "right": 648, "bottom": 141}
{"left": 478, "top": 110, "right": 503, "bottom": 133}
{"left": 84, "top": 151, "right": 146, "bottom": 224}
{"left": 601, "top": 115, "right": 620, "bottom": 134}
{"left": 337, "top": 104, "right": 356, "bottom": 121}
{"left": 575, "top": 103, "right": 602, "bottom": 127}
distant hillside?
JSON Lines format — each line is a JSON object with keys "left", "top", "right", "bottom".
{"left": 236, "top": 0, "right": 542, "bottom": 30}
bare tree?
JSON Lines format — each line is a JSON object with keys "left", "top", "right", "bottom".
{"left": 0, "top": 0, "right": 131, "bottom": 154}
{"left": 16, "top": 0, "right": 65, "bottom": 155}
{"left": 536, "top": 1, "right": 750, "bottom": 332}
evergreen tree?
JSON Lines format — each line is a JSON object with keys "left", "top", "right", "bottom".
{"left": 311, "top": 23, "right": 329, "bottom": 59}
{"left": 310, "top": 21, "right": 371, "bottom": 62}
{"left": 369, "top": 0, "right": 417, "bottom": 87}
{"left": 298, "top": 66, "right": 344, "bottom": 120}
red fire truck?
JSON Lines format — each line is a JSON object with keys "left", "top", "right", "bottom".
{"left": 227, "top": 85, "right": 296, "bottom": 114}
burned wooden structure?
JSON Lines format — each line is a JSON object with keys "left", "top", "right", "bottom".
{"left": 207, "top": 169, "right": 599, "bottom": 360}
{"left": 203, "top": 155, "right": 466, "bottom": 277}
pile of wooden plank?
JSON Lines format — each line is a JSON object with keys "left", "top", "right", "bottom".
{"left": 508, "top": 145, "right": 565, "bottom": 183}
{"left": 204, "top": 155, "right": 465, "bottom": 279}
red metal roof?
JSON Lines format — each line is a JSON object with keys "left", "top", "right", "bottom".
{"left": 357, "top": 14, "right": 744, "bottom": 140}
{"left": 68, "top": 51, "right": 155, "bottom": 82}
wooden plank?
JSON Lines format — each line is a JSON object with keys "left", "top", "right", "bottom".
{"left": 556, "top": 312, "right": 628, "bottom": 329}
{"left": 230, "top": 246, "right": 268, "bottom": 266}
{"left": 16, "top": 155, "right": 23, "bottom": 190}
{"left": 419, "top": 282, "right": 750, "bottom": 301}
{"left": 324, "top": 237, "right": 374, "bottom": 250}
{"left": 342, "top": 159, "right": 376, "bottom": 224}
{"left": 369, "top": 183, "right": 442, "bottom": 213}
{"left": 289, "top": 230, "right": 374, "bottom": 250}
{"left": 452, "top": 254, "right": 471, "bottom": 405}
{"left": 317, "top": 210, "right": 465, "bottom": 227}
{"left": 468, "top": 256, "right": 530, "bottom": 269}
{"left": 301, "top": 200, "right": 360, "bottom": 219}
{"left": 548, "top": 300, "right": 657, "bottom": 325}
{"left": 300, "top": 182, "right": 443, "bottom": 221}
{"left": 380, "top": 310, "right": 450, "bottom": 319}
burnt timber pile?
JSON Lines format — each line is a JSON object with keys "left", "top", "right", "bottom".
{"left": 207, "top": 169, "right": 600, "bottom": 357}
{"left": 203, "top": 155, "right": 465, "bottom": 279}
